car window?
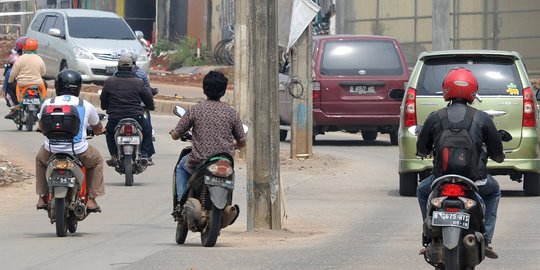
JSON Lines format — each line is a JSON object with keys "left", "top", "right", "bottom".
{"left": 30, "top": 13, "right": 46, "bottom": 31}
{"left": 320, "top": 40, "right": 404, "bottom": 76}
{"left": 53, "top": 15, "right": 65, "bottom": 35}
{"left": 67, "top": 17, "right": 135, "bottom": 39}
{"left": 417, "top": 56, "right": 523, "bottom": 96}
{"left": 40, "top": 15, "right": 57, "bottom": 34}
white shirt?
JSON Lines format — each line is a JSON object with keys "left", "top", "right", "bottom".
{"left": 38, "top": 95, "right": 99, "bottom": 154}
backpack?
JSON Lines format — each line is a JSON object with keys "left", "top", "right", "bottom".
{"left": 435, "top": 106, "right": 478, "bottom": 179}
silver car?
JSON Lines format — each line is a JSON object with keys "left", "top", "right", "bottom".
{"left": 26, "top": 9, "right": 150, "bottom": 83}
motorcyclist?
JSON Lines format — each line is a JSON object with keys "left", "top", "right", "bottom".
{"left": 3, "top": 52, "right": 19, "bottom": 119}
{"left": 36, "top": 70, "right": 106, "bottom": 211}
{"left": 100, "top": 53, "right": 155, "bottom": 166}
{"left": 7, "top": 38, "right": 46, "bottom": 118}
{"left": 416, "top": 67, "right": 505, "bottom": 259}
{"left": 169, "top": 71, "right": 246, "bottom": 206}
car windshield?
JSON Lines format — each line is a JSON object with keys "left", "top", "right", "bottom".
{"left": 67, "top": 17, "right": 135, "bottom": 39}
{"left": 417, "top": 56, "right": 523, "bottom": 95}
{"left": 320, "top": 40, "right": 404, "bottom": 76}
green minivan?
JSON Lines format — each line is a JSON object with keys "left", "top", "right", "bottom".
{"left": 398, "top": 50, "right": 540, "bottom": 196}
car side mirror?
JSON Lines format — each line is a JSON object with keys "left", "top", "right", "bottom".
{"left": 48, "top": 28, "right": 63, "bottom": 38}
{"left": 498, "top": 130, "right": 512, "bottom": 142}
{"left": 134, "top": 30, "right": 144, "bottom": 40}
{"left": 389, "top": 88, "right": 405, "bottom": 101}
{"left": 536, "top": 88, "right": 540, "bottom": 101}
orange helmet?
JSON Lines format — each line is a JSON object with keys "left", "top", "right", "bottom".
{"left": 442, "top": 67, "right": 478, "bottom": 104}
{"left": 23, "top": 38, "right": 38, "bottom": 51}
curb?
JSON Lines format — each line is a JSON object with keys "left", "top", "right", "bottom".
{"left": 45, "top": 91, "right": 198, "bottom": 115}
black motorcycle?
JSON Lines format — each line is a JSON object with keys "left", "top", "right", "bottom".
{"left": 112, "top": 118, "right": 148, "bottom": 186}
{"left": 14, "top": 86, "right": 42, "bottom": 131}
{"left": 171, "top": 106, "right": 243, "bottom": 247}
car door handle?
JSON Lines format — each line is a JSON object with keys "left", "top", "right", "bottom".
{"left": 483, "top": 110, "right": 506, "bottom": 117}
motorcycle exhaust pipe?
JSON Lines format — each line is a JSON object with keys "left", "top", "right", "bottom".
{"left": 139, "top": 158, "right": 148, "bottom": 167}
{"left": 462, "top": 234, "right": 480, "bottom": 267}
{"left": 73, "top": 203, "right": 86, "bottom": 219}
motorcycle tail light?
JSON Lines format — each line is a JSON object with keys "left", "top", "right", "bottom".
{"left": 441, "top": 183, "right": 465, "bottom": 197}
{"left": 51, "top": 159, "right": 75, "bottom": 169}
{"left": 445, "top": 207, "right": 459, "bottom": 212}
{"left": 123, "top": 124, "right": 134, "bottom": 136}
{"left": 27, "top": 89, "right": 37, "bottom": 96}
{"left": 208, "top": 159, "right": 233, "bottom": 177}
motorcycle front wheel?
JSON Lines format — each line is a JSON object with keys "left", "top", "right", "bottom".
{"left": 55, "top": 198, "right": 68, "bottom": 237}
{"left": 26, "top": 111, "right": 34, "bottom": 132}
{"left": 201, "top": 205, "right": 223, "bottom": 247}
{"left": 175, "top": 221, "right": 188, "bottom": 244}
{"left": 124, "top": 154, "right": 134, "bottom": 186}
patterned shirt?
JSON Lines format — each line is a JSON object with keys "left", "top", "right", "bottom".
{"left": 173, "top": 100, "right": 246, "bottom": 169}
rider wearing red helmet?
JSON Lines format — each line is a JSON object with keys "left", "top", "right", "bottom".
{"left": 7, "top": 37, "right": 47, "bottom": 117}
{"left": 415, "top": 67, "right": 505, "bottom": 259}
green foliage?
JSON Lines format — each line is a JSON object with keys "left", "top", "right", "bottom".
{"left": 168, "top": 37, "right": 207, "bottom": 70}
{"left": 153, "top": 40, "right": 175, "bottom": 56}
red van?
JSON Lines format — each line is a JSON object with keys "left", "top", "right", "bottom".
{"left": 279, "top": 35, "right": 409, "bottom": 144}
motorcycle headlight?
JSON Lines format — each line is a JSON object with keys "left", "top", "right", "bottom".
{"left": 73, "top": 47, "right": 93, "bottom": 60}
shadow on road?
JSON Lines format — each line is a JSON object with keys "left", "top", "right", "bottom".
{"left": 282, "top": 140, "right": 395, "bottom": 147}
{"left": 501, "top": 190, "right": 527, "bottom": 197}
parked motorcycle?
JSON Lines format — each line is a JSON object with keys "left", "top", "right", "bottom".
{"left": 112, "top": 118, "right": 148, "bottom": 186}
{"left": 40, "top": 109, "right": 107, "bottom": 237}
{"left": 171, "top": 106, "right": 245, "bottom": 247}
{"left": 13, "top": 86, "right": 42, "bottom": 131}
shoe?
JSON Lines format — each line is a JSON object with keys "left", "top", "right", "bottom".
{"left": 485, "top": 245, "right": 499, "bottom": 259}
{"left": 106, "top": 156, "right": 118, "bottom": 167}
{"left": 419, "top": 247, "right": 426, "bottom": 255}
{"left": 147, "top": 157, "right": 154, "bottom": 166}
{"left": 86, "top": 198, "right": 101, "bottom": 213}
{"left": 36, "top": 196, "right": 47, "bottom": 209}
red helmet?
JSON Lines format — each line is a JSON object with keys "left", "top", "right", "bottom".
{"left": 442, "top": 67, "right": 478, "bottom": 104}
{"left": 15, "top": 36, "right": 27, "bottom": 52}
{"left": 23, "top": 38, "right": 38, "bottom": 51}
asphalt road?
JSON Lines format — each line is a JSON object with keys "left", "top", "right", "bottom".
{"left": 0, "top": 100, "right": 539, "bottom": 270}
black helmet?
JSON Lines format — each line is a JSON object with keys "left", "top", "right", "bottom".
{"left": 55, "top": 69, "right": 82, "bottom": 96}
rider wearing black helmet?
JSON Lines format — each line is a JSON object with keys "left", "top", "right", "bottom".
{"left": 35, "top": 69, "right": 106, "bottom": 211}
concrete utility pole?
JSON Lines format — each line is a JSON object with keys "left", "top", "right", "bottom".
{"left": 290, "top": 28, "right": 313, "bottom": 159}
{"left": 244, "top": 0, "right": 281, "bottom": 230}
{"left": 432, "top": 0, "right": 450, "bottom": 51}
{"left": 336, "top": 0, "right": 346, "bottom": 34}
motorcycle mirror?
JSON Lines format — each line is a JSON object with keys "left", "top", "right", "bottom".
{"left": 407, "top": 125, "right": 422, "bottom": 136}
{"left": 498, "top": 130, "right": 512, "bottom": 142}
{"left": 98, "top": 113, "right": 107, "bottom": 121}
{"left": 242, "top": 124, "right": 249, "bottom": 134}
{"left": 173, "top": 106, "right": 186, "bottom": 117}
{"left": 97, "top": 89, "right": 102, "bottom": 96}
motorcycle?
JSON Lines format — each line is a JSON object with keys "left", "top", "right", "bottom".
{"left": 40, "top": 111, "right": 107, "bottom": 237}
{"left": 411, "top": 126, "right": 513, "bottom": 269}
{"left": 171, "top": 105, "right": 245, "bottom": 247}
{"left": 14, "top": 86, "right": 42, "bottom": 131}
{"left": 112, "top": 118, "right": 148, "bottom": 186}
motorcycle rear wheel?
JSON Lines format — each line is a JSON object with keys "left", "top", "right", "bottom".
{"left": 175, "top": 221, "right": 188, "bottom": 244}
{"left": 201, "top": 205, "right": 223, "bottom": 247}
{"left": 124, "top": 154, "right": 134, "bottom": 186}
{"left": 68, "top": 215, "right": 78, "bottom": 233}
{"left": 55, "top": 198, "right": 68, "bottom": 237}
{"left": 444, "top": 244, "right": 463, "bottom": 270}
{"left": 26, "top": 112, "right": 34, "bottom": 132}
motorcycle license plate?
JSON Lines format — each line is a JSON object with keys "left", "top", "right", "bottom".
{"left": 117, "top": 136, "right": 140, "bottom": 145}
{"left": 22, "top": 98, "right": 40, "bottom": 105}
{"left": 204, "top": 175, "right": 234, "bottom": 189}
{"left": 432, "top": 211, "right": 470, "bottom": 229}
{"left": 48, "top": 176, "right": 75, "bottom": 187}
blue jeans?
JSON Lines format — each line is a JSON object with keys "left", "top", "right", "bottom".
{"left": 175, "top": 154, "right": 193, "bottom": 201}
{"left": 417, "top": 174, "right": 501, "bottom": 243}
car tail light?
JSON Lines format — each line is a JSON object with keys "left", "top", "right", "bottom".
{"left": 445, "top": 207, "right": 459, "bottom": 212}
{"left": 523, "top": 87, "right": 535, "bottom": 127}
{"left": 404, "top": 87, "right": 417, "bottom": 127}
{"left": 208, "top": 159, "right": 234, "bottom": 177}
{"left": 441, "top": 183, "right": 465, "bottom": 197}
{"left": 312, "top": 81, "right": 321, "bottom": 101}
{"left": 122, "top": 124, "right": 134, "bottom": 136}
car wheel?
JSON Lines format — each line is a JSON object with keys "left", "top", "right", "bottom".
{"left": 523, "top": 172, "right": 540, "bottom": 196}
{"left": 361, "top": 130, "right": 378, "bottom": 142}
{"left": 390, "top": 130, "right": 398, "bottom": 145}
{"left": 279, "top": 130, "right": 287, "bottom": 142}
{"left": 399, "top": 172, "right": 418, "bottom": 196}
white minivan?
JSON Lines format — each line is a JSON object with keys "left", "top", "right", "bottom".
{"left": 26, "top": 9, "right": 150, "bottom": 84}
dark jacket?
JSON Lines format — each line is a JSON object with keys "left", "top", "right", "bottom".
{"left": 100, "top": 70, "right": 155, "bottom": 119}
{"left": 416, "top": 101, "right": 505, "bottom": 180}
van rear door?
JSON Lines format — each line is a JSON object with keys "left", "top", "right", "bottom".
{"left": 315, "top": 38, "right": 408, "bottom": 117}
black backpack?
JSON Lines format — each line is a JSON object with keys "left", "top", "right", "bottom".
{"left": 435, "top": 106, "right": 478, "bottom": 179}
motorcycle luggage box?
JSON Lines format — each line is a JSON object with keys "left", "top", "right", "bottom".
{"left": 40, "top": 104, "right": 81, "bottom": 139}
